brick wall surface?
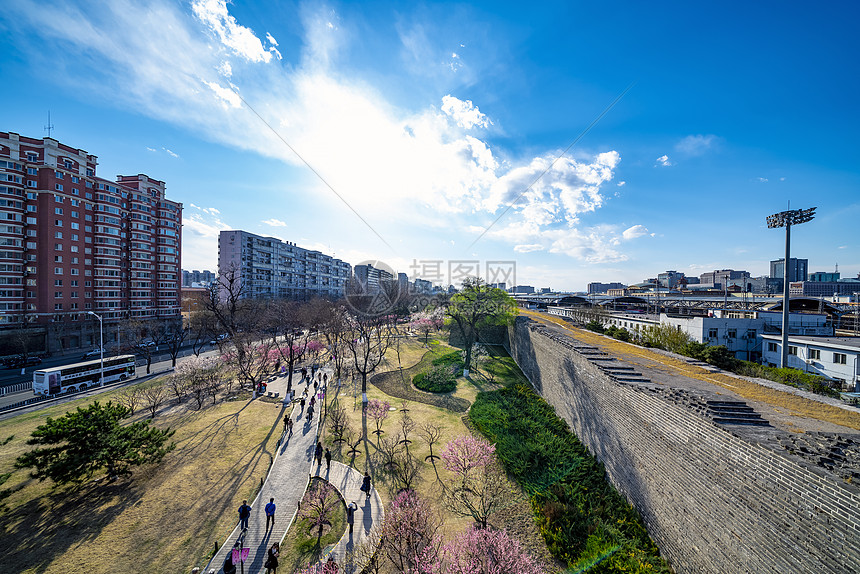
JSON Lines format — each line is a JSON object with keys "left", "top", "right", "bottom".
{"left": 507, "top": 317, "right": 860, "bottom": 573}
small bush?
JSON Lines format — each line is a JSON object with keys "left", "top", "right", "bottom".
{"left": 431, "top": 350, "right": 465, "bottom": 370}
{"left": 585, "top": 320, "right": 605, "bottom": 333}
{"left": 413, "top": 365, "right": 457, "bottom": 393}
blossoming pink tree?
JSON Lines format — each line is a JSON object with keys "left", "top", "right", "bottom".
{"left": 440, "top": 435, "right": 511, "bottom": 528}
{"left": 367, "top": 398, "right": 391, "bottom": 436}
{"left": 380, "top": 489, "right": 442, "bottom": 573}
{"left": 441, "top": 526, "right": 545, "bottom": 574}
{"left": 299, "top": 480, "right": 339, "bottom": 544}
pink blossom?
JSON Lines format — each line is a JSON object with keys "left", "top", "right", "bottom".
{"left": 440, "top": 435, "right": 496, "bottom": 477}
{"left": 441, "top": 527, "right": 544, "bottom": 574}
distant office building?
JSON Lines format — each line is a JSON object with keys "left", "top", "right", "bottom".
{"left": 699, "top": 269, "right": 749, "bottom": 289}
{"left": 539, "top": 287, "right": 552, "bottom": 294}
{"left": 0, "top": 131, "right": 181, "bottom": 354}
{"left": 218, "top": 230, "right": 351, "bottom": 300}
{"left": 809, "top": 271, "right": 841, "bottom": 282}
{"left": 413, "top": 278, "right": 432, "bottom": 294}
{"left": 657, "top": 271, "right": 685, "bottom": 290}
{"left": 770, "top": 258, "right": 808, "bottom": 283}
{"left": 588, "top": 282, "right": 625, "bottom": 294}
{"left": 182, "top": 269, "right": 215, "bottom": 287}
{"left": 510, "top": 285, "right": 535, "bottom": 294}
{"left": 490, "top": 282, "right": 507, "bottom": 291}
{"left": 353, "top": 263, "right": 394, "bottom": 294}
{"left": 790, "top": 279, "right": 860, "bottom": 298}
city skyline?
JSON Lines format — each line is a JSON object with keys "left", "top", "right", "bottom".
{"left": 2, "top": 1, "right": 858, "bottom": 291}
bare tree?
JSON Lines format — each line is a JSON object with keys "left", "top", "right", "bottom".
{"left": 399, "top": 412, "right": 416, "bottom": 448}
{"left": 141, "top": 382, "right": 168, "bottom": 419}
{"left": 327, "top": 401, "right": 348, "bottom": 444}
{"left": 377, "top": 433, "right": 401, "bottom": 470}
{"left": 116, "top": 386, "right": 141, "bottom": 416}
{"left": 388, "top": 448, "right": 420, "bottom": 492}
{"left": 266, "top": 299, "right": 309, "bottom": 394}
{"left": 419, "top": 422, "right": 442, "bottom": 462}
{"left": 343, "top": 313, "right": 395, "bottom": 404}
{"left": 167, "top": 374, "right": 188, "bottom": 404}
{"left": 345, "top": 525, "right": 384, "bottom": 574}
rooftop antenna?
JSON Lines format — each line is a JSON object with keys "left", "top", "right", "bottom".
{"left": 44, "top": 111, "right": 54, "bottom": 137}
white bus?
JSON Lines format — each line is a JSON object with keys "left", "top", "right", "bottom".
{"left": 33, "top": 355, "right": 137, "bottom": 396}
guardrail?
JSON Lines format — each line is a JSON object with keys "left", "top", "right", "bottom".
{"left": 0, "top": 381, "right": 33, "bottom": 396}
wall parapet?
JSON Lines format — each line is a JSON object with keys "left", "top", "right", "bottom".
{"left": 507, "top": 316, "right": 860, "bottom": 573}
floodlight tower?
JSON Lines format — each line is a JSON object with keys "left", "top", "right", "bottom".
{"left": 766, "top": 207, "right": 816, "bottom": 368}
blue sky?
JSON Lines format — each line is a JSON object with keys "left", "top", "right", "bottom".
{"left": 2, "top": 0, "right": 858, "bottom": 291}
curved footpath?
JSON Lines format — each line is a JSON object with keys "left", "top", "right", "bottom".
{"left": 204, "top": 370, "right": 384, "bottom": 573}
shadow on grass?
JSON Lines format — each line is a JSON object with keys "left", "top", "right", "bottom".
{"left": 0, "top": 477, "right": 145, "bottom": 573}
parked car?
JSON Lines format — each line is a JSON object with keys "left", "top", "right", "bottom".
{"left": 82, "top": 348, "right": 105, "bottom": 360}
{"left": 4, "top": 355, "right": 42, "bottom": 368}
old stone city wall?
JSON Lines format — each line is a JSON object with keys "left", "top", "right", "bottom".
{"left": 507, "top": 316, "right": 860, "bottom": 573}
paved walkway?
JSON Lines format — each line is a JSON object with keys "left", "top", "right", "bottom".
{"left": 206, "top": 370, "right": 322, "bottom": 574}
{"left": 205, "top": 368, "right": 385, "bottom": 574}
{"left": 311, "top": 461, "right": 385, "bottom": 572}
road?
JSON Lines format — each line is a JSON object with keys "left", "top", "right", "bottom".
{"left": 0, "top": 346, "right": 220, "bottom": 416}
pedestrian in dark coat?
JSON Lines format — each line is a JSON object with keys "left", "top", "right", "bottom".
{"left": 238, "top": 500, "right": 252, "bottom": 530}
{"left": 325, "top": 448, "right": 332, "bottom": 471}
{"left": 360, "top": 472, "right": 371, "bottom": 498}
{"left": 346, "top": 501, "right": 358, "bottom": 535}
{"left": 287, "top": 417, "right": 293, "bottom": 436}
{"left": 315, "top": 441, "right": 323, "bottom": 465}
{"left": 265, "top": 542, "right": 280, "bottom": 574}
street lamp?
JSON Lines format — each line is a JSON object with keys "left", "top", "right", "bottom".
{"left": 87, "top": 311, "right": 104, "bottom": 387}
{"left": 766, "top": 206, "right": 816, "bottom": 368}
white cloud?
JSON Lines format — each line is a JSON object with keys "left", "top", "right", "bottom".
{"left": 514, "top": 244, "right": 544, "bottom": 253}
{"left": 675, "top": 134, "right": 717, "bottom": 156}
{"left": 616, "top": 181, "right": 626, "bottom": 187}
{"left": 7, "top": 0, "right": 630, "bottom": 264}
{"left": 838, "top": 245, "right": 848, "bottom": 249}
{"left": 266, "top": 32, "right": 278, "bottom": 47}
{"left": 191, "top": 0, "right": 272, "bottom": 63}
{"left": 204, "top": 80, "right": 241, "bottom": 108}
{"left": 162, "top": 147, "right": 180, "bottom": 158}
{"left": 622, "top": 225, "right": 650, "bottom": 240}
{"left": 655, "top": 155, "right": 672, "bottom": 167}
{"left": 182, "top": 204, "right": 232, "bottom": 269}
{"left": 441, "top": 95, "right": 491, "bottom": 129}
{"left": 756, "top": 177, "right": 768, "bottom": 183}
{"left": 146, "top": 146, "right": 157, "bottom": 152}
{"left": 262, "top": 218, "right": 287, "bottom": 227}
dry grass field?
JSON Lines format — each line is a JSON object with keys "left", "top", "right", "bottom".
{"left": 0, "top": 333, "right": 561, "bottom": 574}
{"left": 0, "top": 382, "right": 283, "bottom": 573}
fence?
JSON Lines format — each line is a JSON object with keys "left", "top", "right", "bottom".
{"left": 0, "top": 381, "right": 33, "bottom": 396}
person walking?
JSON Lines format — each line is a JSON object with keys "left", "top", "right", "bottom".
{"left": 283, "top": 414, "right": 290, "bottom": 434}
{"left": 359, "top": 472, "right": 371, "bottom": 499}
{"left": 307, "top": 404, "right": 314, "bottom": 421}
{"left": 323, "top": 372, "right": 328, "bottom": 385}
{"left": 346, "top": 501, "right": 358, "bottom": 536}
{"left": 324, "top": 448, "right": 332, "bottom": 471}
{"left": 265, "top": 497, "right": 276, "bottom": 531}
{"left": 309, "top": 395, "right": 316, "bottom": 409}
{"left": 238, "top": 500, "right": 252, "bottom": 531}
{"left": 301, "top": 367, "right": 307, "bottom": 381}
{"left": 287, "top": 416, "right": 293, "bottom": 436}
{"left": 315, "top": 441, "right": 323, "bottom": 466}
{"left": 264, "top": 541, "right": 280, "bottom": 574}
{"left": 300, "top": 395, "right": 306, "bottom": 412}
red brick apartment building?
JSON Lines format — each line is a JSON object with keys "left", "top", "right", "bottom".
{"left": 0, "top": 132, "right": 182, "bottom": 356}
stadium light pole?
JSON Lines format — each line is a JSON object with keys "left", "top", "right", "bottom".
{"left": 88, "top": 311, "right": 104, "bottom": 387}
{"left": 766, "top": 207, "right": 816, "bottom": 368}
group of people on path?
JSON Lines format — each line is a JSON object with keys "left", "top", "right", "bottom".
{"left": 223, "top": 367, "right": 365, "bottom": 574}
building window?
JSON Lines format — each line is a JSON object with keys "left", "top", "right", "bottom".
{"left": 727, "top": 329, "right": 737, "bottom": 339}
{"left": 767, "top": 342, "right": 778, "bottom": 353}
{"left": 54, "top": 303, "right": 63, "bottom": 311}
{"left": 708, "top": 328, "right": 718, "bottom": 339}
{"left": 809, "top": 349, "right": 821, "bottom": 360}
{"left": 788, "top": 346, "right": 798, "bottom": 356}
{"left": 55, "top": 207, "right": 63, "bottom": 215}
{"left": 55, "top": 183, "right": 63, "bottom": 191}
{"left": 834, "top": 353, "right": 847, "bottom": 365}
